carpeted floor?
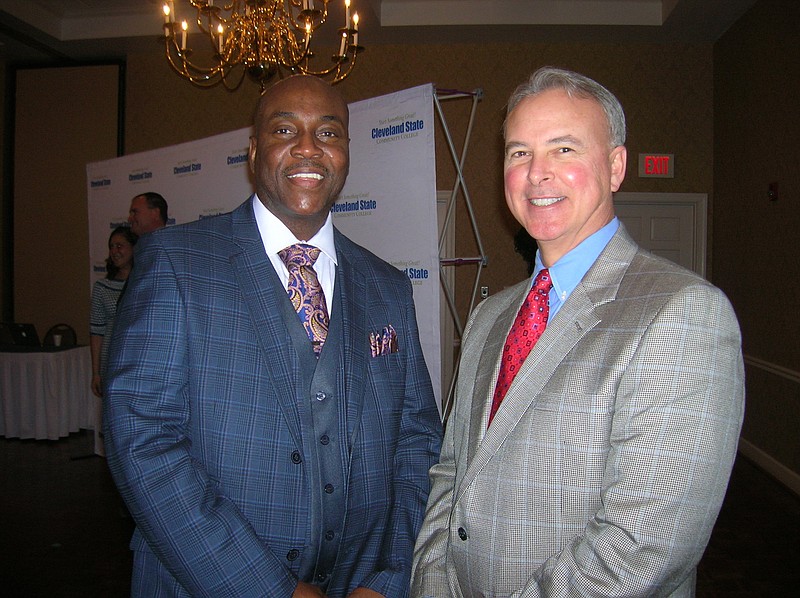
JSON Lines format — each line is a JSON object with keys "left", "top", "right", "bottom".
{"left": 1, "top": 430, "right": 798, "bottom": 596}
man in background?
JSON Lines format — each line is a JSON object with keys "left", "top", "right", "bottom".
{"left": 104, "top": 75, "right": 441, "bottom": 597}
{"left": 412, "top": 67, "right": 744, "bottom": 597}
{"left": 127, "top": 191, "right": 168, "bottom": 235}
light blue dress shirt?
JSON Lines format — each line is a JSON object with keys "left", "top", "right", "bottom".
{"left": 532, "top": 217, "right": 620, "bottom": 320}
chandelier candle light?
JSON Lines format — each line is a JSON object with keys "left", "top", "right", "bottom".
{"left": 162, "top": 0, "right": 364, "bottom": 90}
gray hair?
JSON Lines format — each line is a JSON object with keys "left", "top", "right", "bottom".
{"left": 504, "top": 67, "right": 626, "bottom": 147}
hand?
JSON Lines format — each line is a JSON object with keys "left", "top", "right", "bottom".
{"left": 347, "top": 589, "right": 384, "bottom": 598}
{"left": 293, "top": 581, "right": 326, "bottom": 597}
{"left": 91, "top": 374, "right": 103, "bottom": 398}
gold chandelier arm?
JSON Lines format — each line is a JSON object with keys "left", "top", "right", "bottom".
{"left": 162, "top": 0, "right": 361, "bottom": 88}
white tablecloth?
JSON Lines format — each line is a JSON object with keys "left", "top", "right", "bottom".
{"left": 0, "top": 346, "right": 97, "bottom": 441}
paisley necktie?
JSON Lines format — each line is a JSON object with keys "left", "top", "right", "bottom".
{"left": 278, "top": 243, "right": 329, "bottom": 357}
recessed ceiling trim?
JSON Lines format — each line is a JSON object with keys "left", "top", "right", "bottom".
{"left": 59, "top": 12, "right": 161, "bottom": 41}
{"left": 0, "top": 0, "right": 763, "bottom": 61}
{"left": 0, "top": 0, "right": 63, "bottom": 39}
{"left": 379, "top": 0, "right": 665, "bottom": 27}
{"left": 0, "top": 0, "right": 160, "bottom": 41}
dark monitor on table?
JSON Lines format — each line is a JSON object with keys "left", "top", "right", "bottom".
{"left": 1, "top": 322, "right": 42, "bottom": 350}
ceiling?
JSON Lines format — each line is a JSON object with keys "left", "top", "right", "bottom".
{"left": 0, "top": 0, "right": 758, "bottom": 64}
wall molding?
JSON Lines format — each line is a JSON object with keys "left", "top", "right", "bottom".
{"left": 739, "top": 354, "right": 799, "bottom": 496}
{"left": 738, "top": 438, "right": 800, "bottom": 497}
{"left": 743, "top": 354, "right": 800, "bottom": 384}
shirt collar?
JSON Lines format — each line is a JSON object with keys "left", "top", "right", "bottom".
{"left": 533, "top": 217, "right": 619, "bottom": 302}
{"left": 252, "top": 194, "right": 337, "bottom": 265}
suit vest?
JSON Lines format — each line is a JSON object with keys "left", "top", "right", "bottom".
{"left": 276, "top": 271, "right": 348, "bottom": 592}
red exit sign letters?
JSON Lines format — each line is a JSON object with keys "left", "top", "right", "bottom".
{"left": 638, "top": 153, "right": 674, "bottom": 178}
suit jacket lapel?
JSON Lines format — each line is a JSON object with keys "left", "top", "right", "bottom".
{"left": 457, "top": 226, "right": 638, "bottom": 503}
{"left": 458, "top": 291, "right": 598, "bottom": 503}
{"left": 228, "top": 200, "right": 305, "bottom": 446}
{"left": 332, "top": 230, "right": 370, "bottom": 448}
{"left": 465, "top": 285, "right": 523, "bottom": 464}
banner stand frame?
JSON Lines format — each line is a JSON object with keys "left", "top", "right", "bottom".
{"left": 434, "top": 87, "right": 486, "bottom": 421}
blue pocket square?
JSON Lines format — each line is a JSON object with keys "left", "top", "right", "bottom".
{"left": 370, "top": 325, "right": 398, "bottom": 357}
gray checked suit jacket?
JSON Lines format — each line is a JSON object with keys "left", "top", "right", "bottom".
{"left": 411, "top": 225, "right": 745, "bottom": 597}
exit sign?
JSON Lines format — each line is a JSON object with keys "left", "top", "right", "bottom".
{"left": 638, "top": 153, "right": 674, "bottom": 178}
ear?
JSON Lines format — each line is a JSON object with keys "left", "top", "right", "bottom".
{"left": 248, "top": 136, "right": 258, "bottom": 173}
{"left": 609, "top": 145, "right": 627, "bottom": 192}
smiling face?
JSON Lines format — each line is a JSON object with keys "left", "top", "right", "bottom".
{"left": 503, "top": 88, "right": 627, "bottom": 266}
{"left": 249, "top": 76, "right": 350, "bottom": 240}
{"left": 108, "top": 232, "right": 134, "bottom": 273}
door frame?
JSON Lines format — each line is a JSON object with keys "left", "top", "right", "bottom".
{"left": 614, "top": 192, "right": 708, "bottom": 278}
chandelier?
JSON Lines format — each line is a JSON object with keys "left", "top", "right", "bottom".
{"left": 161, "top": 1, "right": 363, "bottom": 90}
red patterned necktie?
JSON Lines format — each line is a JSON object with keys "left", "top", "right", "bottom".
{"left": 278, "top": 244, "right": 329, "bottom": 357}
{"left": 488, "top": 268, "right": 552, "bottom": 427}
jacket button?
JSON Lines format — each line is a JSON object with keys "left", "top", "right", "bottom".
{"left": 291, "top": 451, "right": 302, "bottom": 464}
{"left": 325, "top": 530, "right": 335, "bottom": 541}
{"left": 286, "top": 549, "right": 300, "bottom": 561}
{"left": 458, "top": 527, "right": 468, "bottom": 541}
{"left": 315, "top": 391, "right": 327, "bottom": 401}
{"left": 324, "top": 483, "right": 334, "bottom": 494}
{"left": 320, "top": 434, "right": 330, "bottom": 445}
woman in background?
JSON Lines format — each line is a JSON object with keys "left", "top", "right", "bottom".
{"left": 90, "top": 226, "right": 137, "bottom": 398}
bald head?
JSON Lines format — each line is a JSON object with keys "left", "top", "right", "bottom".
{"left": 254, "top": 75, "right": 349, "bottom": 135}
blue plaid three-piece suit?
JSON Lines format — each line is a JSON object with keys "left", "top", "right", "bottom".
{"left": 104, "top": 198, "right": 442, "bottom": 597}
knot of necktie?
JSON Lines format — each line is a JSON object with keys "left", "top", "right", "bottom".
{"left": 278, "top": 243, "right": 320, "bottom": 269}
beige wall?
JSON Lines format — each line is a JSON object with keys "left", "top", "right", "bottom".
{"left": 0, "top": 61, "right": 6, "bottom": 322}
{"left": 3, "top": 0, "right": 797, "bottom": 485}
{"left": 2, "top": 40, "right": 717, "bottom": 370}
{"left": 9, "top": 65, "right": 119, "bottom": 343}
{"left": 124, "top": 42, "right": 713, "bottom": 322}
{"left": 713, "top": 0, "right": 800, "bottom": 482}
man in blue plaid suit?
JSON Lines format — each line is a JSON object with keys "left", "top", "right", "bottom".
{"left": 412, "top": 67, "right": 744, "bottom": 597}
{"left": 104, "top": 75, "right": 442, "bottom": 598}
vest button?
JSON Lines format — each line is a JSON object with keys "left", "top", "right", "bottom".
{"left": 286, "top": 549, "right": 300, "bottom": 561}
{"left": 320, "top": 434, "right": 330, "bottom": 445}
{"left": 324, "top": 483, "right": 334, "bottom": 494}
{"left": 458, "top": 527, "right": 468, "bottom": 541}
{"left": 315, "top": 391, "right": 327, "bottom": 401}
{"left": 291, "top": 451, "right": 302, "bottom": 464}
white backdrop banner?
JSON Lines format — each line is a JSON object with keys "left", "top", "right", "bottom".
{"left": 86, "top": 84, "right": 441, "bottom": 407}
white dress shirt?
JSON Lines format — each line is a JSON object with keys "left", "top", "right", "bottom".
{"left": 252, "top": 194, "right": 337, "bottom": 315}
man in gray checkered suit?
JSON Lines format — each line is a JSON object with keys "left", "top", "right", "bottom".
{"left": 411, "top": 67, "right": 745, "bottom": 597}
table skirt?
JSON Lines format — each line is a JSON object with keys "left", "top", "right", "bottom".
{"left": 1, "top": 346, "right": 97, "bottom": 441}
